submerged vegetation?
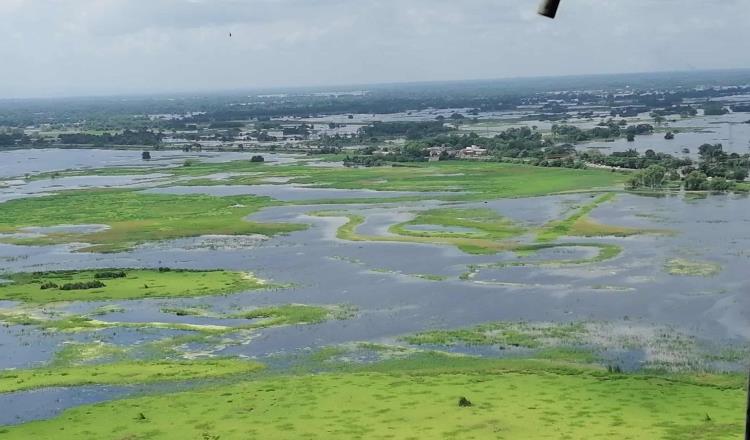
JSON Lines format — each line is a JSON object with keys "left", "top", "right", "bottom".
{"left": 391, "top": 208, "right": 524, "bottom": 240}
{"left": 0, "top": 190, "right": 306, "bottom": 252}
{"left": 536, "top": 193, "right": 665, "bottom": 242}
{"left": 665, "top": 259, "right": 722, "bottom": 277}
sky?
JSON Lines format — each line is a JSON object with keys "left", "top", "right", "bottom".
{"left": 0, "top": 0, "right": 748, "bottom": 98}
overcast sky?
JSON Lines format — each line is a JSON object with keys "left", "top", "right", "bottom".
{"left": 0, "top": 0, "right": 748, "bottom": 98}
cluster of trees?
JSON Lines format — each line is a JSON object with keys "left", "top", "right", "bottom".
{"left": 650, "top": 105, "right": 698, "bottom": 118}
{"left": 343, "top": 155, "right": 386, "bottom": 167}
{"left": 358, "top": 121, "right": 454, "bottom": 140}
{"left": 0, "top": 131, "right": 33, "bottom": 148}
{"left": 282, "top": 124, "right": 312, "bottom": 137}
{"left": 551, "top": 123, "right": 654, "bottom": 143}
{"left": 250, "top": 131, "right": 278, "bottom": 142}
{"left": 694, "top": 144, "right": 749, "bottom": 181}
{"left": 615, "top": 144, "right": 748, "bottom": 191}
{"left": 415, "top": 128, "right": 549, "bottom": 158}
{"left": 581, "top": 149, "right": 692, "bottom": 170}
{"left": 58, "top": 129, "right": 163, "bottom": 146}
{"left": 703, "top": 103, "right": 729, "bottom": 116}
{"left": 59, "top": 280, "right": 107, "bottom": 291}
{"left": 627, "top": 165, "right": 738, "bottom": 192}
{"left": 94, "top": 271, "right": 127, "bottom": 279}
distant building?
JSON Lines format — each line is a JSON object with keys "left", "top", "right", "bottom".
{"left": 458, "top": 145, "right": 488, "bottom": 159}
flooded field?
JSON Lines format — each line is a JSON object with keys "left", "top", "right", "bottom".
{"left": 0, "top": 149, "right": 747, "bottom": 433}
{"left": 581, "top": 112, "right": 750, "bottom": 156}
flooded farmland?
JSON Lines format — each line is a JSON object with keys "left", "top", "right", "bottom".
{"left": 0, "top": 149, "right": 748, "bottom": 427}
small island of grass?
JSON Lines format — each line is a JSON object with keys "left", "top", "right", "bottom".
{"left": 0, "top": 269, "right": 270, "bottom": 303}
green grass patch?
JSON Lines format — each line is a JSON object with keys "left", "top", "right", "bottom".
{"left": 0, "top": 189, "right": 306, "bottom": 252}
{"left": 0, "top": 269, "right": 268, "bottom": 303}
{"left": 269, "top": 161, "right": 625, "bottom": 199}
{"left": 390, "top": 208, "right": 525, "bottom": 240}
{"left": 1, "top": 353, "right": 743, "bottom": 439}
{"left": 403, "top": 322, "right": 588, "bottom": 349}
{"left": 42, "top": 158, "right": 625, "bottom": 201}
{"left": 231, "top": 304, "right": 356, "bottom": 328}
{"left": 0, "top": 359, "right": 264, "bottom": 394}
{"left": 315, "top": 211, "right": 518, "bottom": 255}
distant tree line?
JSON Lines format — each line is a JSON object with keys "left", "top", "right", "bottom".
{"left": 358, "top": 121, "right": 454, "bottom": 140}
{"left": 58, "top": 129, "right": 163, "bottom": 146}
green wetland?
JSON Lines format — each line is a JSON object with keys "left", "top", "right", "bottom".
{"left": 0, "top": 148, "right": 748, "bottom": 438}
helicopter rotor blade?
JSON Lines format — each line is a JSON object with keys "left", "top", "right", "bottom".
{"left": 538, "top": 0, "right": 561, "bottom": 18}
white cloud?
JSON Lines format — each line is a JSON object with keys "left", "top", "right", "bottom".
{"left": 0, "top": 0, "right": 748, "bottom": 97}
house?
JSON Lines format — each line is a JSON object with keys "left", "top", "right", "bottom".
{"left": 458, "top": 145, "right": 488, "bottom": 159}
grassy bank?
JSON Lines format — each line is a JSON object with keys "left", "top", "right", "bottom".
{"left": 0, "top": 353, "right": 742, "bottom": 439}
{"left": 0, "top": 359, "right": 264, "bottom": 394}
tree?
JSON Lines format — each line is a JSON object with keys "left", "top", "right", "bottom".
{"left": 399, "top": 142, "right": 425, "bottom": 159}
{"left": 708, "top": 177, "right": 734, "bottom": 191}
{"left": 685, "top": 171, "right": 709, "bottom": 191}
{"left": 626, "top": 133, "right": 635, "bottom": 142}
{"left": 642, "top": 165, "right": 667, "bottom": 189}
{"left": 703, "top": 103, "right": 729, "bottom": 116}
{"left": 628, "top": 165, "right": 666, "bottom": 189}
{"left": 698, "top": 143, "right": 724, "bottom": 161}
{"left": 730, "top": 169, "right": 748, "bottom": 182}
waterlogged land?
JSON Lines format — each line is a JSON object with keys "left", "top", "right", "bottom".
{"left": 0, "top": 190, "right": 305, "bottom": 252}
{"left": 0, "top": 149, "right": 748, "bottom": 439}
{"left": 2, "top": 355, "right": 744, "bottom": 440}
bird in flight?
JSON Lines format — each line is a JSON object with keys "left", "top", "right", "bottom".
{"left": 229, "top": 32, "right": 232, "bottom": 37}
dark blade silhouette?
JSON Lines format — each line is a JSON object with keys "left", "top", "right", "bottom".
{"left": 538, "top": 0, "right": 561, "bottom": 18}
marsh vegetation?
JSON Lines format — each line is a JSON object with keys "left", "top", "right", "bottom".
{"left": 1, "top": 72, "right": 750, "bottom": 438}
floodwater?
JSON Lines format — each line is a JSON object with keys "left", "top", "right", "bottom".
{"left": 0, "top": 148, "right": 302, "bottom": 179}
{"left": 580, "top": 112, "right": 750, "bottom": 157}
{"left": 0, "top": 150, "right": 749, "bottom": 425}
